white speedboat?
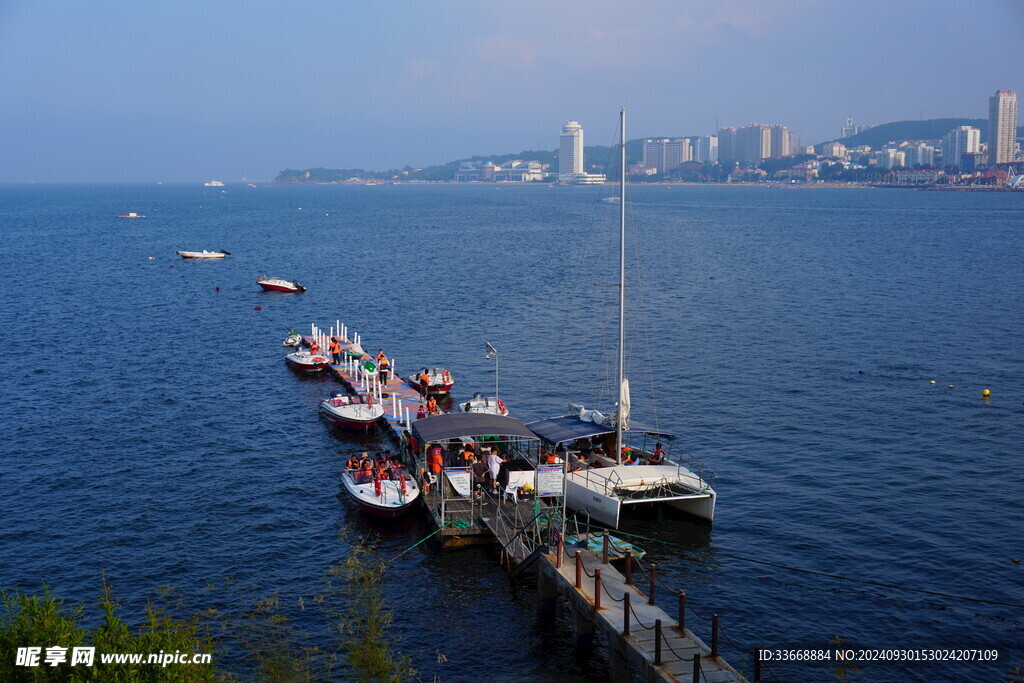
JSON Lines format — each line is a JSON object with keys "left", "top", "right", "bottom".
{"left": 601, "top": 196, "right": 621, "bottom": 204}
{"left": 457, "top": 392, "right": 508, "bottom": 416}
{"left": 284, "top": 350, "right": 330, "bottom": 372}
{"left": 341, "top": 464, "right": 420, "bottom": 518}
{"left": 407, "top": 367, "right": 454, "bottom": 397}
{"left": 257, "top": 276, "right": 306, "bottom": 293}
{"left": 176, "top": 250, "right": 230, "bottom": 259}
{"left": 283, "top": 330, "right": 302, "bottom": 347}
{"left": 204, "top": 180, "right": 225, "bottom": 187}
{"left": 319, "top": 391, "right": 385, "bottom": 431}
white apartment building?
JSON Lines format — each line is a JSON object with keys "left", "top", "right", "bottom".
{"left": 941, "top": 126, "right": 981, "bottom": 169}
{"left": 988, "top": 90, "right": 1018, "bottom": 165}
{"left": 694, "top": 135, "right": 718, "bottom": 163}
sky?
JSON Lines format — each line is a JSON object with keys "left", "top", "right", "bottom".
{"left": 1, "top": 0, "right": 1022, "bottom": 182}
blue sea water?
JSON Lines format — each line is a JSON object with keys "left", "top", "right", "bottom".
{"left": 0, "top": 183, "right": 1021, "bottom": 681}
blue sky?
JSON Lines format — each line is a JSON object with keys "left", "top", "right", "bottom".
{"left": 1, "top": 0, "right": 1021, "bottom": 182}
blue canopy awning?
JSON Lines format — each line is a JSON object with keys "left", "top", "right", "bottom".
{"left": 526, "top": 415, "right": 674, "bottom": 445}
{"left": 413, "top": 413, "right": 539, "bottom": 444}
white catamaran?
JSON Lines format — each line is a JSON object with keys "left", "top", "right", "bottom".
{"left": 529, "top": 109, "right": 716, "bottom": 528}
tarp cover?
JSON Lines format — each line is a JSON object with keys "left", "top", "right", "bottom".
{"left": 526, "top": 415, "right": 674, "bottom": 445}
{"left": 413, "top": 413, "right": 539, "bottom": 444}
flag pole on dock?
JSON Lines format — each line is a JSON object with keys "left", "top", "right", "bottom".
{"left": 485, "top": 342, "right": 499, "bottom": 403}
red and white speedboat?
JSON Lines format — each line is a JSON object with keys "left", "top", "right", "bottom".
{"left": 319, "top": 391, "right": 385, "bottom": 431}
{"left": 407, "top": 367, "right": 454, "bottom": 397}
{"left": 176, "top": 250, "right": 229, "bottom": 259}
{"left": 284, "top": 350, "right": 330, "bottom": 372}
{"left": 457, "top": 392, "right": 509, "bottom": 416}
{"left": 257, "top": 275, "right": 306, "bottom": 293}
{"left": 341, "top": 465, "right": 420, "bottom": 518}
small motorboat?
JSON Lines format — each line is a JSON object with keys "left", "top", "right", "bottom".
{"left": 408, "top": 367, "right": 454, "bottom": 396}
{"left": 284, "top": 350, "right": 330, "bottom": 372}
{"left": 601, "top": 196, "right": 621, "bottom": 204}
{"left": 341, "top": 463, "right": 420, "bottom": 518}
{"left": 258, "top": 275, "right": 306, "bottom": 293}
{"left": 176, "top": 250, "right": 230, "bottom": 259}
{"left": 319, "top": 391, "right": 385, "bottom": 431}
{"left": 457, "top": 392, "right": 508, "bottom": 416}
{"left": 283, "top": 329, "right": 302, "bottom": 347}
{"left": 563, "top": 532, "right": 646, "bottom": 562}
{"left": 118, "top": 212, "right": 146, "bottom": 218}
{"left": 204, "top": 180, "right": 225, "bottom": 187}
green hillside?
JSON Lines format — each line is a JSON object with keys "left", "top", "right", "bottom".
{"left": 822, "top": 118, "right": 1024, "bottom": 150}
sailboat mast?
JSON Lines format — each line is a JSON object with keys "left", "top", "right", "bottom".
{"left": 616, "top": 108, "right": 626, "bottom": 464}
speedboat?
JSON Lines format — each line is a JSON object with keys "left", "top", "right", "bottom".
{"left": 283, "top": 330, "right": 302, "bottom": 347}
{"left": 457, "top": 392, "right": 508, "bottom": 416}
{"left": 176, "top": 250, "right": 230, "bottom": 259}
{"left": 284, "top": 350, "right": 330, "bottom": 372}
{"left": 118, "top": 212, "right": 146, "bottom": 218}
{"left": 257, "top": 276, "right": 306, "bottom": 293}
{"left": 601, "top": 196, "right": 621, "bottom": 204}
{"left": 341, "top": 463, "right": 420, "bottom": 518}
{"left": 319, "top": 391, "right": 385, "bottom": 431}
{"left": 407, "top": 367, "right": 454, "bottom": 397}
{"left": 204, "top": 180, "right": 225, "bottom": 187}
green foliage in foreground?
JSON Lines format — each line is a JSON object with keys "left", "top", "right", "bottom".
{"left": 1, "top": 539, "right": 412, "bottom": 682}
{"left": 0, "top": 581, "right": 215, "bottom": 681}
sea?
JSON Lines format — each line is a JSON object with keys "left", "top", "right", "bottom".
{"left": 1, "top": 182, "right": 1021, "bottom": 682}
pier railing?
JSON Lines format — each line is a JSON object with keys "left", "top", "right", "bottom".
{"left": 554, "top": 532, "right": 774, "bottom": 681}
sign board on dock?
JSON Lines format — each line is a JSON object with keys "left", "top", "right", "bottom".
{"left": 445, "top": 469, "right": 472, "bottom": 497}
{"left": 537, "top": 467, "right": 564, "bottom": 496}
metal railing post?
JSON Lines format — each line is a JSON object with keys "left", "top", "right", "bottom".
{"left": 711, "top": 613, "right": 719, "bottom": 658}
{"left": 649, "top": 563, "right": 656, "bottom": 605}
{"left": 624, "top": 550, "right": 633, "bottom": 585}
{"left": 556, "top": 538, "right": 563, "bottom": 569}
{"left": 623, "top": 591, "right": 630, "bottom": 636}
{"left": 594, "top": 569, "right": 602, "bottom": 611}
{"left": 602, "top": 530, "right": 610, "bottom": 564}
{"left": 693, "top": 653, "right": 701, "bottom": 680}
{"left": 654, "top": 619, "right": 662, "bottom": 665}
{"left": 575, "top": 553, "right": 581, "bottom": 588}
{"left": 678, "top": 589, "right": 686, "bottom": 631}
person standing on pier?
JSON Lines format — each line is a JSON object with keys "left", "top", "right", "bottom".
{"left": 419, "top": 370, "right": 431, "bottom": 394}
{"left": 376, "top": 350, "right": 390, "bottom": 385}
{"left": 329, "top": 337, "right": 342, "bottom": 365}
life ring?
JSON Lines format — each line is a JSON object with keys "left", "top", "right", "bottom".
{"left": 497, "top": 399, "right": 506, "bottom": 414}
{"left": 442, "top": 370, "right": 452, "bottom": 383}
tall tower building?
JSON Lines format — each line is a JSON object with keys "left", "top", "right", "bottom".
{"left": 941, "top": 126, "right": 981, "bottom": 169}
{"left": 736, "top": 124, "right": 772, "bottom": 163}
{"left": 717, "top": 128, "right": 736, "bottom": 162}
{"left": 769, "top": 125, "right": 790, "bottom": 158}
{"left": 841, "top": 117, "right": 858, "bottom": 138}
{"left": 988, "top": 90, "right": 1018, "bottom": 165}
{"left": 695, "top": 136, "right": 718, "bottom": 163}
{"left": 559, "top": 121, "right": 584, "bottom": 181}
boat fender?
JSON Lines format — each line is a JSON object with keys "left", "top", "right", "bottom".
{"left": 374, "top": 476, "right": 382, "bottom": 498}
{"left": 497, "top": 399, "right": 506, "bottom": 413}
{"left": 400, "top": 474, "right": 407, "bottom": 494}
{"left": 367, "top": 394, "right": 374, "bottom": 406}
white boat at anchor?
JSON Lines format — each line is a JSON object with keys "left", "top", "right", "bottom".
{"left": 319, "top": 391, "right": 385, "bottom": 432}
{"left": 456, "top": 392, "right": 508, "bottom": 416}
{"left": 284, "top": 349, "right": 330, "bottom": 372}
{"left": 341, "top": 464, "right": 420, "bottom": 518}
{"left": 176, "top": 250, "right": 230, "bottom": 259}
{"left": 531, "top": 109, "right": 716, "bottom": 529}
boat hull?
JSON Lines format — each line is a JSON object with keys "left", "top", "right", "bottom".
{"left": 319, "top": 403, "right": 385, "bottom": 431}
{"left": 341, "top": 473, "right": 420, "bottom": 518}
{"left": 259, "top": 282, "right": 305, "bottom": 293}
{"left": 177, "top": 251, "right": 228, "bottom": 259}
{"left": 565, "top": 465, "right": 715, "bottom": 528}
{"left": 285, "top": 355, "right": 330, "bottom": 372}
{"left": 407, "top": 376, "right": 454, "bottom": 397}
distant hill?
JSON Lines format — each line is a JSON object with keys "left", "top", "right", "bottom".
{"left": 822, "top": 118, "right": 1024, "bottom": 150}
{"left": 274, "top": 137, "right": 690, "bottom": 183}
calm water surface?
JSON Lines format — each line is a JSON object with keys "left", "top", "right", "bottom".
{"left": 1, "top": 183, "right": 1021, "bottom": 681}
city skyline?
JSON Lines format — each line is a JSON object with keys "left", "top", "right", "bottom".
{"left": 1, "top": 0, "right": 1022, "bottom": 182}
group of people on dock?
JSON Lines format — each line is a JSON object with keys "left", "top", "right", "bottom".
{"left": 421, "top": 440, "right": 510, "bottom": 497}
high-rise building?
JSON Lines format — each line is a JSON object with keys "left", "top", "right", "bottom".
{"left": 988, "top": 89, "right": 1018, "bottom": 165}
{"left": 736, "top": 124, "right": 772, "bottom": 163}
{"left": 941, "top": 126, "right": 981, "bottom": 169}
{"left": 903, "top": 143, "right": 936, "bottom": 168}
{"left": 841, "top": 117, "right": 858, "bottom": 138}
{"left": 695, "top": 136, "right": 719, "bottom": 163}
{"left": 718, "top": 127, "right": 737, "bottom": 162}
{"left": 643, "top": 138, "right": 691, "bottom": 173}
{"left": 559, "top": 121, "right": 584, "bottom": 181}
{"left": 820, "top": 141, "right": 847, "bottom": 158}
{"left": 769, "top": 125, "right": 790, "bottom": 158}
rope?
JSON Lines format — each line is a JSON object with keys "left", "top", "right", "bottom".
{"left": 383, "top": 521, "right": 448, "bottom": 566}
{"left": 601, "top": 580, "right": 626, "bottom": 603}
{"left": 687, "top": 603, "right": 711, "bottom": 621}
{"left": 627, "top": 599, "right": 658, "bottom": 631}
{"left": 717, "top": 624, "right": 747, "bottom": 652}
{"left": 657, "top": 630, "right": 697, "bottom": 663}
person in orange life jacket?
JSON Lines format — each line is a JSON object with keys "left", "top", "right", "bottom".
{"left": 329, "top": 337, "right": 342, "bottom": 365}
{"left": 428, "top": 444, "right": 444, "bottom": 474}
{"left": 649, "top": 442, "right": 666, "bottom": 465}
{"left": 426, "top": 396, "right": 439, "bottom": 415}
{"left": 376, "top": 350, "right": 390, "bottom": 384}
{"left": 461, "top": 443, "right": 476, "bottom": 464}
{"left": 309, "top": 340, "right": 320, "bottom": 355}
{"left": 420, "top": 370, "right": 431, "bottom": 392}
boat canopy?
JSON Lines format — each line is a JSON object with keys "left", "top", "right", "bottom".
{"left": 413, "top": 413, "right": 538, "bottom": 444}
{"left": 526, "top": 415, "right": 674, "bottom": 445}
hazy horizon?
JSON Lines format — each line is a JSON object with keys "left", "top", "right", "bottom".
{"left": 2, "top": 0, "right": 1022, "bottom": 183}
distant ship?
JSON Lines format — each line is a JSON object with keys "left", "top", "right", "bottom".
{"left": 204, "top": 180, "right": 225, "bottom": 187}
